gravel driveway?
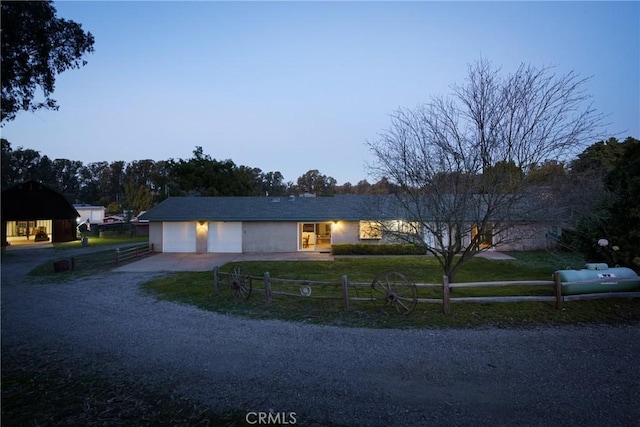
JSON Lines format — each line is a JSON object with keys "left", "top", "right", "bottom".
{"left": 2, "top": 248, "right": 639, "bottom": 426}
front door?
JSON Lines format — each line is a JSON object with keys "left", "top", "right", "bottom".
{"left": 299, "top": 222, "right": 332, "bottom": 251}
{"left": 472, "top": 224, "right": 493, "bottom": 249}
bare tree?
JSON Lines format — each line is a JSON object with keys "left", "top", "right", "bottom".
{"left": 367, "top": 59, "right": 606, "bottom": 281}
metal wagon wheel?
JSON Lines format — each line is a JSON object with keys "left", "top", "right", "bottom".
{"left": 229, "top": 264, "right": 252, "bottom": 300}
{"left": 371, "top": 270, "right": 417, "bottom": 315}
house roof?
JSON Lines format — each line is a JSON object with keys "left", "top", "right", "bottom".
{"left": 139, "top": 192, "right": 561, "bottom": 224}
{"left": 1, "top": 180, "right": 79, "bottom": 221}
{"left": 139, "top": 195, "right": 398, "bottom": 222}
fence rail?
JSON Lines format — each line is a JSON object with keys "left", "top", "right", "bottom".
{"left": 213, "top": 267, "right": 640, "bottom": 316}
{"left": 115, "top": 243, "right": 154, "bottom": 265}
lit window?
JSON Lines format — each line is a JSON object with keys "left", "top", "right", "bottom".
{"left": 359, "top": 221, "right": 382, "bottom": 240}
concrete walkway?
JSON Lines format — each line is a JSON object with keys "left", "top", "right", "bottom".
{"left": 115, "top": 251, "right": 333, "bottom": 272}
{"left": 474, "top": 251, "right": 516, "bottom": 260}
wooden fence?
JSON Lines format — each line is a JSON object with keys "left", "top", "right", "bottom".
{"left": 213, "top": 266, "right": 640, "bottom": 316}
{"left": 115, "top": 243, "right": 154, "bottom": 265}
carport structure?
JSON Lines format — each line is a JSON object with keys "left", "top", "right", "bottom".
{"left": 1, "top": 180, "right": 79, "bottom": 246}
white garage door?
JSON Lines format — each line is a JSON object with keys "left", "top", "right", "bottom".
{"left": 163, "top": 222, "right": 196, "bottom": 253}
{"left": 208, "top": 221, "right": 242, "bottom": 253}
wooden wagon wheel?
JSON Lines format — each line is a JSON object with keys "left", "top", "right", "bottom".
{"left": 371, "top": 270, "right": 417, "bottom": 315}
{"left": 229, "top": 264, "right": 252, "bottom": 300}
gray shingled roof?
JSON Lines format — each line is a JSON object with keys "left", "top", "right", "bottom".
{"left": 139, "top": 193, "right": 558, "bottom": 223}
{"left": 138, "top": 195, "right": 397, "bottom": 222}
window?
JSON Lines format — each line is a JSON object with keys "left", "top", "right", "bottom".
{"left": 472, "top": 224, "right": 493, "bottom": 249}
{"left": 299, "top": 222, "right": 332, "bottom": 250}
{"left": 359, "top": 221, "right": 382, "bottom": 240}
{"left": 391, "top": 220, "right": 419, "bottom": 234}
{"left": 424, "top": 223, "right": 462, "bottom": 250}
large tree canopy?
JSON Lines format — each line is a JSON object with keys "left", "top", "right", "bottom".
{"left": 562, "top": 137, "right": 640, "bottom": 270}
{"left": 1, "top": 0, "right": 94, "bottom": 123}
{"left": 296, "top": 169, "right": 337, "bottom": 196}
{"left": 368, "top": 58, "right": 606, "bottom": 281}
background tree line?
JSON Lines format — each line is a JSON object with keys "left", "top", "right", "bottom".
{"left": 0, "top": 141, "right": 394, "bottom": 214}
{"left": 2, "top": 136, "right": 637, "bottom": 268}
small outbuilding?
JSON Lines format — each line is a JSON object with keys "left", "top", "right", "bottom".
{"left": 74, "top": 204, "right": 106, "bottom": 225}
{"left": 2, "top": 180, "right": 79, "bottom": 246}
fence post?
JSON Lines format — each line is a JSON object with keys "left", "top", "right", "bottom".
{"left": 443, "top": 275, "right": 451, "bottom": 316}
{"left": 116, "top": 248, "right": 120, "bottom": 265}
{"left": 553, "top": 272, "right": 563, "bottom": 311}
{"left": 264, "top": 272, "right": 272, "bottom": 305}
{"left": 213, "top": 266, "right": 220, "bottom": 297}
{"left": 70, "top": 257, "right": 75, "bottom": 271}
{"left": 341, "top": 275, "right": 349, "bottom": 311}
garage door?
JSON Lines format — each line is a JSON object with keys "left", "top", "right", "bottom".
{"left": 208, "top": 221, "right": 242, "bottom": 253}
{"left": 163, "top": 222, "right": 196, "bottom": 253}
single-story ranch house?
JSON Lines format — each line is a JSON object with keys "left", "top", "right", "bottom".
{"left": 139, "top": 195, "right": 560, "bottom": 254}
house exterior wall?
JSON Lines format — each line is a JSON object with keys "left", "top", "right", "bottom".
{"left": 149, "top": 222, "right": 163, "bottom": 251}
{"left": 332, "top": 221, "right": 360, "bottom": 244}
{"left": 242, "top": 222, "right": 297, "bottom": 252}
{"left": 495, "top": 223, "right": 559, "bottom": 251}
{"left": 196, "top": 222, "right": 208, "bottom": 253}
{"left": 148, "top": 219, "right": 560, "bottom": 254}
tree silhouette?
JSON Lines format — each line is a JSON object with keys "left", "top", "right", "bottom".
{"left": 1, "top": 1, "right": 94, "bottom": 123}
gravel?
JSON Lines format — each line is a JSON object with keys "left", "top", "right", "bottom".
{"left": 2, "top": 248, "right": 639, "bottom": 426}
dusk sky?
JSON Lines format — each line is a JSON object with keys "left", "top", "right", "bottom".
{"left": 2, "top": 1, "right": 639, "bottom": 185}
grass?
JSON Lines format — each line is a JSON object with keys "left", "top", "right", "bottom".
{"left": 26, "top": 237, "right": 151, "bottom": 283}
{"left": 142, "top": 251, "right": 640, "bottom": 329}
{"left": 51, "top": 235, "right": 149, "bottom": 250}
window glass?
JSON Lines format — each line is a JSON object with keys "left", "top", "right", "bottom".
{"left": 359, "top": 221, "right": 382, "bottom": 240}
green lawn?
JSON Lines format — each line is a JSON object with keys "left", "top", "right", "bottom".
{"left": 51, "top": 235, "right": 149, "bottom": 250}
{"left": 142, "top": 251, "right": 640, "bottom": 329}
{"left": 27, "top": 237, "right": 150, "bottom": 283}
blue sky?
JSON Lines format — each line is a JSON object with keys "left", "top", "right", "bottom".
{"left": 2, "top": 1, "right": 639, "bottom": 185}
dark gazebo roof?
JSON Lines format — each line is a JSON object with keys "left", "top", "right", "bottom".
{"left": 1, "top": 180, "right": 79, "bottom": 221}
